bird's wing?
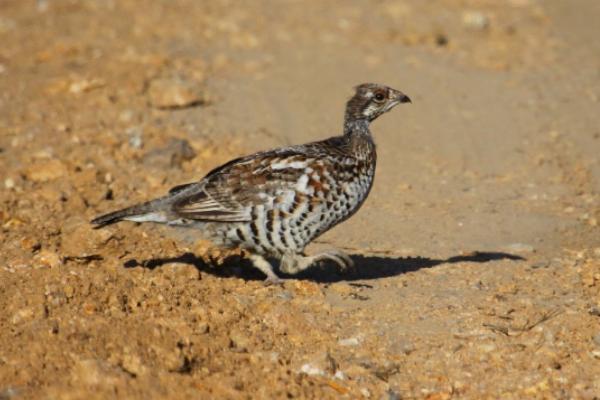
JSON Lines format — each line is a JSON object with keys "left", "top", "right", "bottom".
{"left": 170, "top": 148, "right": 319, "bottom": 222}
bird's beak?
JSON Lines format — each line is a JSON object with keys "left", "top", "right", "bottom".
{"left": 395, "top": 91, "right": 411, "bottom": 104}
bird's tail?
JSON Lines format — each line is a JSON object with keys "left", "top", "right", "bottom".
{"left": 91, "top": 198, "right": 169, "bottom": 228}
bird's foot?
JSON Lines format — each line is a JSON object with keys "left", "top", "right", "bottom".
{"left": 248, "top": 254, "right": 283, "bottom": 284}
{"left": 263, "top": 275, "right": 284, "bottom": 286}
{"left": 280, "top": 250, "right": 354, "bottom": 275}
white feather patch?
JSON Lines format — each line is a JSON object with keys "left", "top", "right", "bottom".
{"left": 296, "top": 174, "right": 309, "bottom": 192}
{"left": 271, "top": 160, "right": 307, "bottom": 170}
{"left": 124, "top": 212, "right": 167, "bottom": 223}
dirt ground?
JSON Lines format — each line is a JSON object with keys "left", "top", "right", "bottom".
{"left": 1, "top": 0, "right": 599, "bottom": 398}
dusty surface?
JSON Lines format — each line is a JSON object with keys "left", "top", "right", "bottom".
{"left": 1, "top": 0, "right": 600, "bottom": 398}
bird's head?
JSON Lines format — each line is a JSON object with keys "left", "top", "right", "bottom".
{"left": 345, "top": 83, "right": 411, "bottom": 123}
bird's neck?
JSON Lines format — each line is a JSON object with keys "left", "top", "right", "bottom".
{"left": 343, "top": 118, "right": 375, "bottom": 157}
{"left": 343, "top": 118, "right": 370, "bottom": 136}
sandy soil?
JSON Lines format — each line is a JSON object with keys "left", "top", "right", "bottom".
{"left": 1, "top": 0, "right": 599, "bottom": 398}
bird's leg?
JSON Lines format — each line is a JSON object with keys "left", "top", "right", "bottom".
{"left": 280, "top": 250, "right": 354, "bottom": 275}
{"left": 247, "top": 254, "right": 283, "bottom": 284}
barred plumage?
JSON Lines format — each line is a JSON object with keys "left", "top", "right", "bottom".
{"left": 92, "top": 83, "right": 411, "bottom": 282}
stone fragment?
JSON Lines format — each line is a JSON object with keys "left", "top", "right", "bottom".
{"left": 23, "top": 159, "right": 67, "bottom": 182}
{"left": 121, "top": 352, "right": 147, "bottom": 376}
{"left": 10, "top": 307, "right": 34, "bottom": 324}
{"left": 229, "top": 329, "right": 251, "bottom": 352}
{"left": 462, "top": 11, "right": 490, "bottom": 30}
{"left": 142, "top": 138, "right": 196, "bottom": 168}
{"left": 338, "top": 337, "right": 361, "bottom": 347}
{"left": 147, "top": 77, "right": 205, "bottom": 110}
{"left": 299, "top": 363, "right": 325, "bottom": 376}
{"left": 35, "top": 250, "right": 61, "bottom": 268}
{"left": 504, "top": 243, "right": 535, "bottom": 254}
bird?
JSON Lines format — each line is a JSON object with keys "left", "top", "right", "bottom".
{"left": 92, "top": 83, "right": 411, "bottom": 282}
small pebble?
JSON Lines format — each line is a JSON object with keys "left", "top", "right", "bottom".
{"left": 121, "top": 353, "right": 147, "bottom": 376}
{"left": 142, "top": 138, "right": 196, "bottom": 168}
{"left": 505, "top": 243, "right": 536, "bottom": 254}
{"left": 334, "top": 370, "right": 345, "bottom": 380}
{"left": 118, "top": 109, "right": 135, "bottom": 123}
{"left": 338, "top": 337, "right": 361, "bottom": 346}
{"left": 383, "top": 390, "right": 402, "bottom": 400}
{"left": 531, "top": 260, "right": 550, "bottom": 269}
{"left": 35, "top": 250, "right": 61, "bottom": 268}
{"left": 11, "top": 307, "right": 34, "bottom": 325}
{"left": 229, "top": 330, "right": 251, "bottom": 352}
{"left": 24, "top": 159, "right": 67, "bottom": 182}
{"left": 589, "top": 307, "right": 600, "bottom": 317}
{"left": 462, "top": 11, "right": 490, "bottom": 30}
{"left": 147, "top": 77, "right": 204, "bottom": 110}
{"left": 299, "top": 363, "right": 325, "bottom": 376}
{"left": 126, "top": 127, "right": 143, "bottom": 149}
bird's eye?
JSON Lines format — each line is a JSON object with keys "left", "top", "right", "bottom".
{"left": 374, "top": 93, "right": 386, "bottom": 102}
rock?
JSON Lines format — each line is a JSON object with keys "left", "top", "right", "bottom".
{"left": 504, "top": 243, "right": 536, "bottom": 254}
{"left": 462, "top": 11, "right": 490, "bottom": 30}
{"left": 35, "top": 250, "right": 61, "bottom": 268}
{"left": 73, "top": 359, "right": 126, "bottom": 386}
{"left": 593, "top": 333, "right": 600, "bottom": 346}
{"left": 23, "top": 159, "right": 67, "bottom": 182}
{"left": 147, "top": 77, "right": 205, "bottom": 110}
{"left": 531, "top": 260, "right": 550, "bottom": 269}
{"left": 10, "top": 307, "right": 35, "bottom": 324}
{"left": 121, "top": 352, "right": 146, "bottom": 376}
{"left": 333, "top": 370, "right": 345, "bottom": 380}
{"left": 68, "top": 77, "right": 105, "bottom": 94}
{"left": 142, "top": 138, "right": 196, "bottom": 168}
{"left": 338, "top": 337, "right": 361, "bottom": 346}
{"left": 73, "top": 359, "right": 103, "bottom": 385}
{"left": 299, "top": 363, "right": 325, "bottom": 376}
{"left": 229, "top": 330, "right": 251, "bottom": 352}
{"left": 382, "top": 390, "right": 401, "bottom": 400}
{"left": 126, "top": 127, "right": 143, "bottom": 149}
{"left": 4, "top": 177, "right": 15, "bottom": 189}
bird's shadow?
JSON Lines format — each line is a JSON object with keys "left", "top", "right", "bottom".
{"left": 124, "top": 251, "right": 524, "bottom": 283}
